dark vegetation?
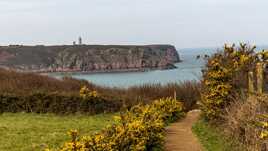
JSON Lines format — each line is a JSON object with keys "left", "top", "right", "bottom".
{"left": 0, "top": 68, "right": 200, "bottom": 114}
{"left": 0, "top": 93, "right": 122, "bottom": 114}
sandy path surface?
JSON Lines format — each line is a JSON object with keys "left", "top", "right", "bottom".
{"left": 164, "top": 110, "right": 203, "bottom": 151}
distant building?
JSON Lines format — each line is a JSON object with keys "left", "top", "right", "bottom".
{"left": 78, "top": 37, "right": 82, "bottom": 45}
{"left": 73, "top": 41, "right": 76, "bottom": 45}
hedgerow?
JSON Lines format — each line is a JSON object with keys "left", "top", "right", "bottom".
{"left": 0, "top": 91, "right": 122, "bottom": 115}
{"left": 55, "top": 98, "right": 184, "bottom": 151}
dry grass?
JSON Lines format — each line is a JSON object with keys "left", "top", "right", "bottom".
{"left": 224, "top": 95, "right": 268, "bottom": 151}
{"left": 0, "top": 68, "right": 89, "bottom": 94}
{"left": 96, "top": 81, "right": 201, "bottom": 110}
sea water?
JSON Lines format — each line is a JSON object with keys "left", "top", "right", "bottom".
{"left": 50, "top": 47, "right": 217, "bottom": 87}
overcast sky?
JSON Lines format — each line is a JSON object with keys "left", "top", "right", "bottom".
{"left": 0, "top": 0, "right": 268, "bottom": 48}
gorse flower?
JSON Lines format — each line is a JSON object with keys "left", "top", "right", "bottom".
{"left": 260, "top": 131, "right": 268, "bottom": 139}
{"left": 79, "top": 86, "right": 89, "bottom": 98}
{"left": 257, "top": 114, "right": 268, "bottom": 140}
{"left": 58, "top": 98, "right": 184, "bottom": 151}
{"left": 89, "top": 91, "right": 98, "bottom": 97}
{"left": 80, "top": 86, "right": 98, "bottom": 98}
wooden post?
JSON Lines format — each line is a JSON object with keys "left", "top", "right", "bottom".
{"left": 174, "top": 90, "right": 177, "bottom": 100}
{"left": 248, "top": 71, "right": 254, "bottom": 94}
{"left": 261, "top": 143, "right": 267, "bottom": 151}
{"left": 256, "top": 62, "right": 264, "bottom": 94}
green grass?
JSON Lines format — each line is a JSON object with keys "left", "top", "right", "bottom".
{"left": 192, "top": 119, "right": 243, "bottom": 151}
{"left": 0, "top": 113, "right": 115, "bottom": 151}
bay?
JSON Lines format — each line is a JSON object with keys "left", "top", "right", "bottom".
{"left": 50, "top": 47, "right": 217, "bottom": 87}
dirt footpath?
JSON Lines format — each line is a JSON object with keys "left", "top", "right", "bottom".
{"left": 164, "top": 110, "right": 203, "bottom": 151}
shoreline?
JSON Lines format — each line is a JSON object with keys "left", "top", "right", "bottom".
{"left": 39, "top": 65, "right": 179, "bottom": 76}
{"left": 1, "top": 60, "right": 182, "bottom": 76}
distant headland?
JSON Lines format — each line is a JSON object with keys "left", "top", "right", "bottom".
{"left": 0, "top": 44, "right": 180, "bottom": 73}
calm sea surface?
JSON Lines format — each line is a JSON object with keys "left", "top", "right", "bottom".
{"left": 50, "top": 48, "right": 217, "bottom": 87}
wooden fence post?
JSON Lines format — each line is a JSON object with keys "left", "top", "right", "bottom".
{"left": 248, "top": 71, "right": 254, "bottom": 94}
{"left": 256, "top": 62, "right": 264, "bottom": 94}
{"left": 174, "top": 90, "right": 177, "bottom": 100}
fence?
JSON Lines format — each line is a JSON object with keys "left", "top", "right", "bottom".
{"left": 248, "top": 62, "right": 268, "bottom": 151}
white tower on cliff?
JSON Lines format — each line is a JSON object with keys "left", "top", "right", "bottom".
{"left": 78, "top": 36, "right": 82, "bottom": 45}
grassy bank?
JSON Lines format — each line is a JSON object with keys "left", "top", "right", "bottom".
{"left": 0, "top": 113, "right": 115, "bottom": 151}
{"left": 192, "top": 120, "right": 244, "bottom": 151}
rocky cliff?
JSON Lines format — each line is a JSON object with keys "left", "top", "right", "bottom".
{"left": 0, "top": 45, "right": 180, "bottom": 73}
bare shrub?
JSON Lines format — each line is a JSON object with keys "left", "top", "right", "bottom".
{"left": 224, "top": 95, "right": 268, "bottom": 151}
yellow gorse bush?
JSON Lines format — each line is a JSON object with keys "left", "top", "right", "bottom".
{"left": 80, "top": 86, "right": 98, "bottom": 98}
{"left": 258, "top": 50, "right": 268, "bottom": 62}
{"left": 58, "top": 98, "right": 184, "bottom": 151}
{"left": 200, "top": 43, "right": 268, "bottom": 149}
{"left": 201, "top": 43, "right": 258, "bottom": 120}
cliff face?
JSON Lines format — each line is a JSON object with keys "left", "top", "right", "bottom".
{"left": 0, "top": 45, "right": 180, "bottom": 72}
